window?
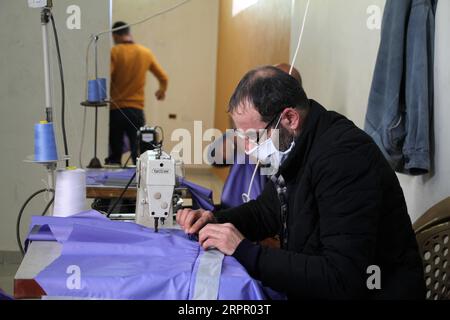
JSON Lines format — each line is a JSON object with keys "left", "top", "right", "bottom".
{"left": 232, "top": 0, "right": 260, "bottom": 17}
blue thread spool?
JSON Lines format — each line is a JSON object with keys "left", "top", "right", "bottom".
{"left": 34, "top": 121, "right": 58, "bottom": 162}
{"left": 87, "top": 79, "right": 100, "bottom": 103}
{"left": 97, "top": 78, "right": 107, "bottom": 101}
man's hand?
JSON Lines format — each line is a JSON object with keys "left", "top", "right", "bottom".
{"left": 155, "top": 89, "right": 166, "bottom": 101}
{"left": 199, "top": 223, "right": 244, "bottom": 255}
{"left": 176, "top": 209, "right": 215, "bottom": 234}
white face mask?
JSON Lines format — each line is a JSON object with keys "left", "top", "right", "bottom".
{"left": 245, "top": 136, "right": 277, "bottom": 164}
{"left": 242, "top": 116, "right": 295, "bottom": 203}
{"left": 245, "top": 116, "right": 294, "bottom": 167}
{"left": 270, "top": 140, "right": 295, "bottom": 168}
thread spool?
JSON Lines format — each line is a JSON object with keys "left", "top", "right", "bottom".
{"left": 87, "top": 79, "right": 100, "bottom": 103}
{"left": 87, "top": 78, "right": 107, "bottom": 103}
{"left": 53, "top": 168, "right": 87, "bottom": 218}
{"left": 34, "top": 121, "right": 58, "bottom": 162}
{"left": 97, "top": 78, "right": 107, "bottom": 101}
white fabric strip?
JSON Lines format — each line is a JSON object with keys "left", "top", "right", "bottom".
{"left": 193, "top": 250, "right": 224, "bottom": 300}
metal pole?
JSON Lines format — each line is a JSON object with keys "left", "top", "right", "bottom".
{"left": 42, "top": 7, "right": 57, "bottom": 215}
{"left": 41, "top": 8, "right": 53, "bottom": 122}
{"left": 87, "top": 36, "right": 102, "bottom": 168}
{"left": 94, "top": 36, "right": 99, "bottom": 79}
{"left": 94, "top": 37, "right": 99, "bottom": 159}
{"left": 94, "top": 107, "right": 98, "bottom": 158}
{"left": 46, "top": 163, "right": 56, "bottom": 215}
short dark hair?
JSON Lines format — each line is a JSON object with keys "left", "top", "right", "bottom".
{"left": 228, "top": 66, "right": 309, "bottom": 123}
{"left": 112, "top": 21, "right": 130, "bottom": 36}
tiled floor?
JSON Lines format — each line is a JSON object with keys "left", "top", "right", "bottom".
{"left": 0, "top": 168, "right": 225, "bottom": 298}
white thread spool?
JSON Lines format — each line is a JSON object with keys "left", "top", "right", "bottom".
{"left": 53, "top": 168, "right": 87, "bottom": 218}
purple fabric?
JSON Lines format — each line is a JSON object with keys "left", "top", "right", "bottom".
{"left": 28, "top": 211, "right": 272, "bottom": 300}
{"left": 221, "top": 162, "right": 267, "bottom": 209}
{"left": 178, "top": 178, "right": 215, "bottom": 211}
{"left": 27, "top": 211, "right": 110, "bottom": 244}
{"left": 0, "top": 289, "right": 13, "bottom": 300}
{"left": 86, "top": 169, "right": 136, "bottom": 186}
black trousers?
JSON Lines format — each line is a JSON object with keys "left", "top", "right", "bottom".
{"left": 107, "top": 108, "right": 145, "bottom": 165}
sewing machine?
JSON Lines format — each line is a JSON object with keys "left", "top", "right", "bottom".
{"left": 135, "top": 149, "right": 183, "bottom": 232}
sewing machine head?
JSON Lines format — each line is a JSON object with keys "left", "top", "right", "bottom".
{"left": 135, "top": 149, "right": 183, "bottom": 232}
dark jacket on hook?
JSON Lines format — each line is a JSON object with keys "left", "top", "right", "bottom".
{"left": 365, "top": 0, "right": 438, "bottom": 175}
{"left": 215, "top": 100, "right": 425, "bottom": 300}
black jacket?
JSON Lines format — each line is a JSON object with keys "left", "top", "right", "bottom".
{"left": 215, "top": 100, "right": 425, "bottom": 300}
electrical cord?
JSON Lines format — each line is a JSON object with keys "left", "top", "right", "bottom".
{"left": 79, "top": 36, "right": 95, "bottom": 168}
{"left": 106, "top": 172, "right": 137, "bottom": 218}
{"left": 122, "top": 154, "right": 132, "bottom": 168}
{"left": 242, "top": 160, "right": 261, "bottom": 204}
{"left": 42, "top": 197, "right": 55, "bottom": 216}
{"left": 79, "top": 108, "right": 87, "bottom": 169}
{"left": 16, "top": 189, "right": 55, "bottom": 256}
{"left": 50, "top": 13, "right": 69, "bottom": 167}
{"left": 95, "top": 0, "right": 192, "bottom": 37}
{"left": 290, "top": 0, "right": 311, "bottom": 75}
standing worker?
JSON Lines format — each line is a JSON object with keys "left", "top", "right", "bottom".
{"left": 106, "top": 21, "right": 169, "bottom": 165}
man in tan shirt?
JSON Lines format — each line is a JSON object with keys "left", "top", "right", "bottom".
{"left": 106, "top": 21, "right": 169, "bottom": 165}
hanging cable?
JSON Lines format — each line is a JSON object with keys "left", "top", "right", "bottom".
{"left": 290, "top": 0, "right": 311, "bottom": 75}
{"left": 106, "top": 172, "right": 137, "bottom": 218}
{"left": 79, "top": 36, "right": 96, "bottom": 168}
{"left": 16, "top": 189, "right": 54, "bottom": 256}
{"left": 95, "top": 0, "right": 191, "bottom": 37}
{"left": 122, "top": 154, "right": 133, "bottom": 168}
{"left": 79, "top": 108, "right": 87, "bottom": 169}
{"left": 50, "top": 13, "right": 69, "bottom": 167}
{"left": 242, "top": 160, "right": 261, "bottom": 203}
{"left": 41, "top": 197, "right": 55, "bottom": 216}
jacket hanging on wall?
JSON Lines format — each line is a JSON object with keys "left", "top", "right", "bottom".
{"left": 365, "top": 0, "right": 438, "bottom": 176}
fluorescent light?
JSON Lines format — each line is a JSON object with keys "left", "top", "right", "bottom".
{"left": 232, "top": 0, "right": 260, "bottom": 17}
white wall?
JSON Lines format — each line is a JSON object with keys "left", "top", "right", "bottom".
{"left": 0, "top": 0, "right": 111, "bottom": 251}
{"left": 291, "top": 0, "right": 450, "bottom": 222}
{"left": 291, "top": 0, "right": 385, "bottom": 127}
{"left": 112, "top": 0, "right": 219, "bottom": 159}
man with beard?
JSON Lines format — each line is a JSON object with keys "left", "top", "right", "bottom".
{"left": 177, "top": 65, "right": 425, "bottom": 299}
